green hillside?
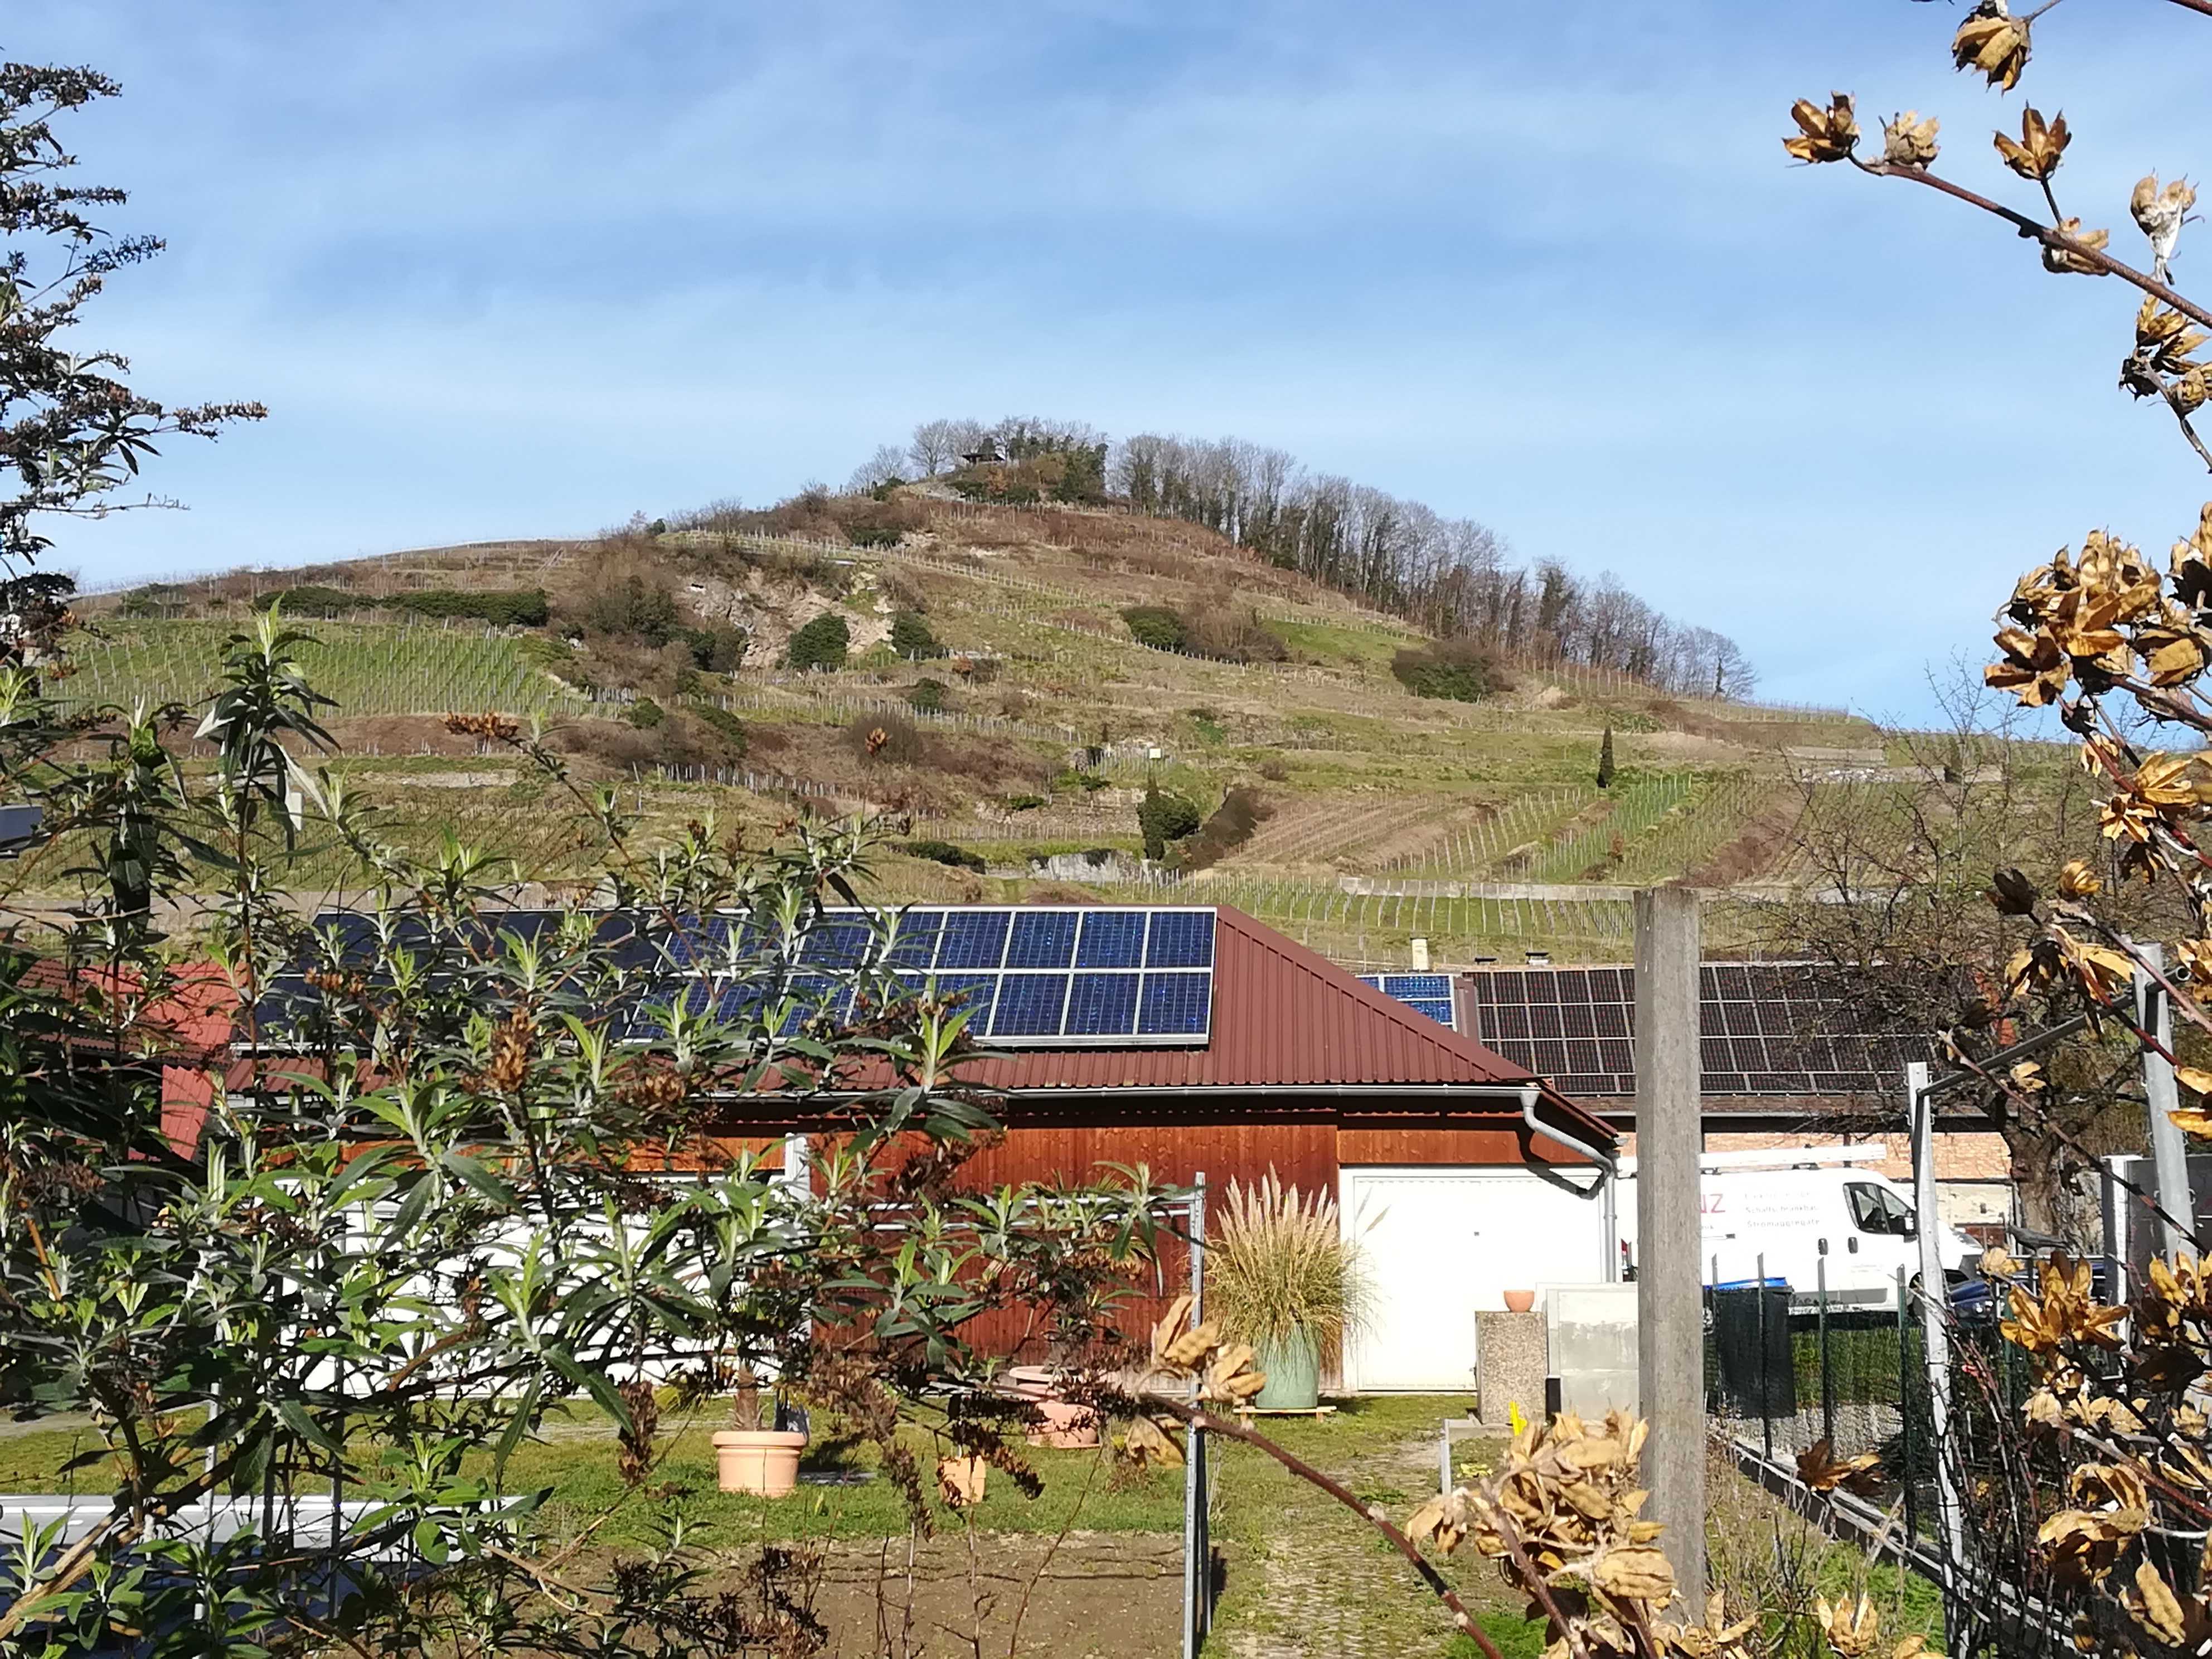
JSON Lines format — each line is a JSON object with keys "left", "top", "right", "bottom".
{"left": 59, "top": 492, "right": 1934, "bottom": 966}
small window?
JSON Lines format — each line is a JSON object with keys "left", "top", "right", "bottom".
{"left": 1846, "top": 1182, "right": 1903, "bottom": 1237}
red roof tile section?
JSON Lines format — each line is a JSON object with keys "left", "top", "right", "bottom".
{"left": 944, "top": 908, "right": 1609, "bottom": 1136}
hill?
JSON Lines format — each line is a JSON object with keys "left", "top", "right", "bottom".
{"left": 62, "top": 488, "right": 1918, "bottom": 966}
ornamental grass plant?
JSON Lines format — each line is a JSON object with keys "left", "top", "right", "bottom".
{"left": 1205, "top": 1171, "right": 1372, "bottom": 1352}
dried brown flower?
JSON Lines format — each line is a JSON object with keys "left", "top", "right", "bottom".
{"left": 1882, "top": 111, "right": 1939, "bottom": 169}
{"left": 1953, "top": 2, "right": 2031, "bottom": 90}
{"left": 1994, "top": 106, "right": 2069, "bottom": 180}
{"left": 1784, "top": 93, "right": 1859, "bottom": 164}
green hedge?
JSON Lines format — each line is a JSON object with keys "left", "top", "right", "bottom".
{"left": 901, "top": 838, "right": 986, "bottom": 872}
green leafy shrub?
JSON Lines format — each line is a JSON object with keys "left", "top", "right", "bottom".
{"left": 785, "top": 613, "right": 850, "bottom": 672}
{"left": 1175, "top": 784, "right": 1272, "bottom": 871}
{"left": 901, "top": 838, "right": 986, "bottom": 872}
{"left": 1121, "top": 605, "right": 1187, "bottom": 652}
{"left": 845, "top": 523, "right": 902, "bottom": 548}
{"left": 890, "top": 612, "right": 944, "bottom": 660}
{"left": 1001, "top": 793, "right": 1047, "bottom": 813}
{"left": 1138, "top": 782, "right": 1204, "bottom": 860}
{"left": 908, "top": 678, "right": 948, "bottom": 713}
{"left": 579, "top": 574, "right": 682, "bottom": 645}
{"left": 1390, "top": 641, "right": 1501, "bottom": 703}
{"left": 692, "top": 703, "right": 748, "bottom": 756}
{"left": 627, "top": 696, "right": 665, "bottom": 730}
{"left": 397, "top": 588, "right": 551, "bottom": 628}
{"left": 681, "top": 625, "right": 747, "bottom": 672}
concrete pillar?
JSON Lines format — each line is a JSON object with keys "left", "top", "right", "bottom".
{"left": 1634, "top": 887, "right": 1705, "bottom": 1599}
{"left": 2137, "top": 947, "right": 2195, "bottom": 1257}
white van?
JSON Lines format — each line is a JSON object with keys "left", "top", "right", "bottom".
{"left": 1615, "top": 1146, "right": 1981, "bottom": 1312}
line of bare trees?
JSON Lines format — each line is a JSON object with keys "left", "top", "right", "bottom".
{"left": 859, "top": 418, "right": 1756, "bottom": 699}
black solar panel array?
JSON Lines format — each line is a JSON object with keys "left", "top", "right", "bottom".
{"left": 1463, "top": 964, "right": 1934, "bottom": 1099}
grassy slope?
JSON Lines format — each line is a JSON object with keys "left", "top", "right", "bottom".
{"left": 65, "top": 498, "right": 2064, "bottom": 964}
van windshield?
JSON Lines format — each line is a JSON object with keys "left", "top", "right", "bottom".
{"left": 1846, "top": 1181, "right": 1916, "bottom": 1239}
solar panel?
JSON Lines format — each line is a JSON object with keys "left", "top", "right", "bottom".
{"left": 263, "top": 905, "right": 1215, "bottom": 1050}
{"left": 937, "top": 911, "right": 1011, "bottom": 971}
{"left": 1357, "top": 973, "right": 1459, "bottom": 1031}
{"left": 991, "top": 972, "right": 1070, "bottom": 1037}
{"left": 1138, "top": 971, "right": 1211, "bottom": 1036}
{"left": 1144, "top": 911, "right": 1214, "bottom": 969}
{"left": 1462, "top": 963, "right": 1937, "bottom": 1098}
{"left": 1006, "top": 910, "right": 1079, "bottom": 969}
{"left": 1075, "top": 910, "right": 1147, "bottom": 969}
{"left": 1066, "top": 971, "right": 1141, "bottom": 1036}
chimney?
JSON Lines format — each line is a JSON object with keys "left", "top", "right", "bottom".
{"left": 1409, "top": 937, "right": 1430, "bottom": 972}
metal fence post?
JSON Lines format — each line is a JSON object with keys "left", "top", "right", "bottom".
{"left": 1183, "top": 1173, "right": 1209, "bottom": 1659}
{"left": 1908, "top": 1060, "right": 1967, "bottom": 1565}
{"left": 1756, "top": 1252, "right": 1774, "bottom": 1463}
{"left": 1817, "top": 1250, "right": 1835, "bottom": 1451}
{"left": 1896, "top": 1265, "right": 1916, "bottom": 1542}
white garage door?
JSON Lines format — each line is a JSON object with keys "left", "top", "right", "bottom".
{"left": 1341, "top": 1167, "right": 1610, "bottom": 1393}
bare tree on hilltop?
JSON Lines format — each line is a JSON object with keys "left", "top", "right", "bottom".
{"left": 875, "top": 414, "right": 1757, "bottom": 698}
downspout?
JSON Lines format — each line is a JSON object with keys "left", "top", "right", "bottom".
{"left": 1519, "top": 1083, "right": 1616, "bottom": 1197}
{"left": 1517, "top": 1083, "right": 1620, "bottom": 1283}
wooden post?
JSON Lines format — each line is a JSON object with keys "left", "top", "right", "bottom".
{"left": 1908, "top": 1060, "right": 1966, "bottom": 1563}
{"left": 1634, "top": 887, "right": 1704, "bottom": 1598}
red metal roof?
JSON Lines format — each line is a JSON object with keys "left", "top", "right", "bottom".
{"left": 944, "top": 908, "right": 1612, "bottom": 1141}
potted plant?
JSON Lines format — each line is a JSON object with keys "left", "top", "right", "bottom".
{"left": 1205, "top": 1172, "right": 1371, "bottom": 1411}
{"left": 710, "top": 1365, "right": 808, "bottom": 1497}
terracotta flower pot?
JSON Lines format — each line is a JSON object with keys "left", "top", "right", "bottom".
{"left": 937, "top": 1454, "right": 988, "bottom": 1507}
{"left": 1503, "top": 1289, "right": 1536, "bottom": 1314}
{"left": 711, "top": 1429, "right": 808, "bottom": 1497}
{"left": 1025, "top": 1399, "right": 1100, "bottom": 1449}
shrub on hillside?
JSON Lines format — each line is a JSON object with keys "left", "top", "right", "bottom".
{"left": 691, "top": 703, "right": 749, "bottom": 758}
{"left": 1138, "top": 781, "right": 1204, "bottom": 860}
{"left": 890, "top": 612, "right": 944, "bottom": 661}
{"left": 1183, "top": 597, "right": 1286, "bottom": 664}
{"left": 626, "top": 697, "right": 665, "bottom": 730}
{"left": 397, "top": 588, "right": 550, "bottom": 628}
{"left": 785, "top": 613, "right": 850, "bottom": 672}
{"left": 901, "top": 838, "right": 986, "bottom": 872}
{"left": 908, "top": 678, "right": 949, "bottom": 714}
{"left": 680, "top": 625, "right": 747, "bottom": 672}
{"left": 579, "top": 573, "right": 682, "bottom": 646}
{"left": 1175, "top": 784, "right": 1272, "bottom": 871}
{"left": 1390, "top": 640, "right": 1503, "bottom": 704}
{"left": 1120, "top": 605, "right": 1187, "bottom": 652}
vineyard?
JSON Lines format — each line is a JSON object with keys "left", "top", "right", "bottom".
{"left": 54, "top": 622, "right": 580, "bottom": 718}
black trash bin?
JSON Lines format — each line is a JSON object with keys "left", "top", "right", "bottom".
{"left": 1707, "top": 1280, "right": 1796, "bottom": 1419}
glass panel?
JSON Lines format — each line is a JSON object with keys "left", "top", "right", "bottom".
{"left": 937, "top": 911, "right": 1011, "bottom": 970}
{"left": 1075, "top": 910, "right": 1147, "bottom": 968}
{"left": 992, "top": 973, "right": 1070, "bottom": 1036}
{"left": 1144, "top": 910, "right": 1215, "bottom": 969}
{"left": 1007, "top": 910, "right": 1080, "bottom": 969}
{"left": 1137, "top": 972, "right": 1211, "bottom": 1035}
{"left": 1066, "top": 972, "right": 1140, "bottom": 1036}
{"left": 933, "top": 972, "right": 1000, "bottom": 1029}
{"left": 886, "top": 910, "right": 944, "bottom": 968}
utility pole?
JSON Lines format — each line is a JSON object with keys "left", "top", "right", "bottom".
{"left": 1634, "top": 887, "right": 1704, "bottom": 1598}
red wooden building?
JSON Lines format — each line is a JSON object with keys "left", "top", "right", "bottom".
{"left": 817, "top": 904, "right": 1621, "bottom": 1392}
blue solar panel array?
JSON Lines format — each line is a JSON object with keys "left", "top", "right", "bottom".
{"left": 865, "top": 905, "right": 1216, "bottom": 1045}
{"left": 266, "top": 905, "right": 1218, "bottom": 1050}
{"left": 1357, "top": 972, "right": 1458, "bottom": 1031}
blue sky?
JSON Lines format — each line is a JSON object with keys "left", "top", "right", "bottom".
{"left": 12, "top": 1, "right": 2212, "bottom": 724}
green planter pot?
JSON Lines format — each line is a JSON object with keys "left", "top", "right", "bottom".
{"left": 1254, "top": 1327, "right": 1321, "bottom": 1410}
